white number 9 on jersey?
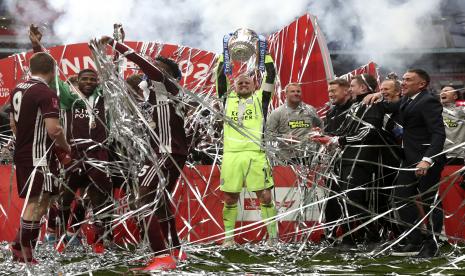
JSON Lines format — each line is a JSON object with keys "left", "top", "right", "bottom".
{"left": 12, "top": 92, "right": 23, "bottom": 122}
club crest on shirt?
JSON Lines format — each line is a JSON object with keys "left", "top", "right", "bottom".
{"left": 51, "top": 98, "right": 59, "bottom": 109}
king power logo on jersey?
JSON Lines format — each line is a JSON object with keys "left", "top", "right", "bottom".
{"left": 237, "top": 186, "right": 326, "bottom": 222}
{"left": 74, "top": 108, "right": 100, "bottom": 119}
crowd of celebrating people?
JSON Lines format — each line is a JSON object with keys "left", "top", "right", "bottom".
{"left": 1, "top": 24, "right": 465, "bottom": 272}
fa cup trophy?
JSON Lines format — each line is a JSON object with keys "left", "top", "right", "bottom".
{"left": 223, "top": 28, "right": 267, "bottom": 75}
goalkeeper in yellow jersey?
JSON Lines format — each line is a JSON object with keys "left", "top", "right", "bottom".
{"left": 215, "top": 53, "right": 277, "bottom": 246}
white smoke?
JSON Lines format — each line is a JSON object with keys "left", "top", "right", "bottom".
{"left": 307, "top": 0, "right": 445, "bottom": 71}
{"left": 5, "top": 0, "right": 309, "bottom": 52}
{"left": 5, "top": 0, "right": 446, "bottom": 70}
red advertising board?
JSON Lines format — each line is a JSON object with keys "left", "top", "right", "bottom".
{"left": 1, "top": 165, "right": 464, "bottom": 244}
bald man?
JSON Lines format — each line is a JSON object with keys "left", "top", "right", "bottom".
{"left": 216, "top": 54, "right": 277, "bottom": 246}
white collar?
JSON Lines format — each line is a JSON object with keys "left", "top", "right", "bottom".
{"left": 409, "top": 91, "right": 422, "bottom": 100}
{"left": 30, "top": 75, "right": 49, "bottom": 86}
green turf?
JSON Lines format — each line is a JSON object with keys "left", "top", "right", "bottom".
{"left": 70, "top": 242, "right": 465, "bottom": 275}
{"left": 2, "top": 242, "right": 465, "bottom": 275}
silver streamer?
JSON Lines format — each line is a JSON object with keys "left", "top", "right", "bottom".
{"left": 1, "top": 22, "right": 465, "bottom": 276}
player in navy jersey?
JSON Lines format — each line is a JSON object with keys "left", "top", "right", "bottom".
{"left": 9, "top": 51, "right": 71, "bottom": 263}
{"left": 101, "top": 35, "right": 188, "bottom": 271}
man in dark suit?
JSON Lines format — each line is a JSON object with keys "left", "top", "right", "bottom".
{"left": 365, "top": 69, "right": 446, "bottom": 258}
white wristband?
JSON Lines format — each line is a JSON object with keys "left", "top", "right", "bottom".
{"left": 421, "top": 157, "right": 434, "bottom": 165}
{"left": 262, "top": 82, "right": 275, "bottom": 92}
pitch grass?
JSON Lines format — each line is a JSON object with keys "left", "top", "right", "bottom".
{"left": 2, "top": 242, "right": 465, "bottom": 275}
{"left": 82, "top": 242, "right": 465, "bottom": 275}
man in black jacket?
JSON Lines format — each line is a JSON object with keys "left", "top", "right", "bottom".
{"left": 321, "top": 78, "right": 352, "bottom": 240}
{"left": 314, "top": 74, "right": 385, "bottom": 246}
{"left": 364, "top": 69, "right": 446, "bottom": 258}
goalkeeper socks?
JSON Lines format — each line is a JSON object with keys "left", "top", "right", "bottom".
{"left": 260, "top": 202, "right": 278, "bottom": 239}
{"left": 223, "top": 203, "right": 238, "bottom": 240}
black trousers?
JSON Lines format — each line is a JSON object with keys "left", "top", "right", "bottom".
{"left": 378, "top": 147, "right": 403, "bottom": 237}
{"left": 394, "top": 159, "right": 445, "bottom": 245}
{"left": 324, "top": 178, "right": 343, "bottom": 237}
{"left": 339, "top": 163, "right": 379, "bottom": 241}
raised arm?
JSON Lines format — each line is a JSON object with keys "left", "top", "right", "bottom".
{"left": 215, "top": 54, "right": 229, "bottom": 99}
{"left": 29, "top": 24, "right": 78, "bottom": 110}
{"left": 29, "top": 24, "right": 43, "bottom": 53}
{"left": 261, "top": 54, "right": 276, "bottom": 95}
{"left": 101, "top": 36, "right": 178, "bottom": 95}
{"left": 312, "top": 104, "right": 383, "bottom": 146}
{"left": 363, "top": 91, "right": 401, "bottom": 114}
{"left": 261, "top": 54, "right": 276, "bottom": 119}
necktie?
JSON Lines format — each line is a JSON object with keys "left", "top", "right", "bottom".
{"left": 400, "top": 97, "right": 413, "bottom": 112}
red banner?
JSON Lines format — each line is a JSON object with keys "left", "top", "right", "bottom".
{"left": 268, "top": 14, "right": 334, "bottom": 108}
{"left": 340, "top": 61, "right": 379, "bottom": 84}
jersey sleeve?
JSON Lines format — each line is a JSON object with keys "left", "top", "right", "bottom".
{"left": 261, "top": 54, "right": 276, "bottom": 94}
{"left": 260, "top": 55, "right": 275, "bottom": 119}
{"left": 9, "top": 90, "right": 16, "bottom": 118}
{"left": 215, "top": 54, "right": 229, "bottom": 99}
{"left": 338, "top": 104, "right": 384, "bottom": 146}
